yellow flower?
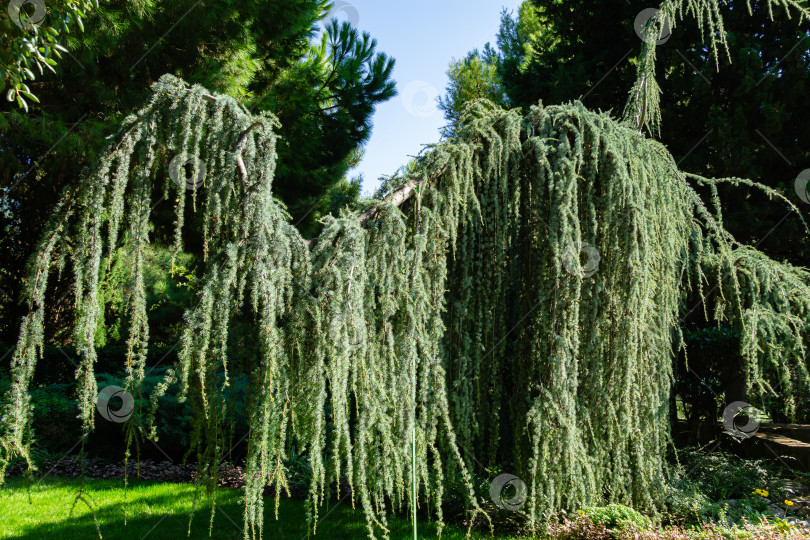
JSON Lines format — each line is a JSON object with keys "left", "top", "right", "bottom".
{"left": 753, "top": 489, "right": 769, "bottom": 497}
{"left": 785, "top": 500, "right": 794, "bottom": 506}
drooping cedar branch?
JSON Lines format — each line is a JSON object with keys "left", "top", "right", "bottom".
{"left": 623, "top": 0, "right": 809, "bottom": 134}
{"left": 208, "top": 89, "right": 422, "bottom": 247}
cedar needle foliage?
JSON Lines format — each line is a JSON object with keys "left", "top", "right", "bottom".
{"left": 2, "top": 3, "right": 810, "bottom": 537}
{"left": 624, "top": 0, "right": 810, "bottom": 135}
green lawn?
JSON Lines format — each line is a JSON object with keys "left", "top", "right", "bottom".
{"left": 0, "top": 477, "right": 521, "bottom": 539}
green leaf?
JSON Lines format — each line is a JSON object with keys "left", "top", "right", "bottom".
{"left": 20, "top": 90, "right": 39, "bottom": 103}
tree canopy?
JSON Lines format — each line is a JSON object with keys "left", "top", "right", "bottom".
{"left": 450, "top": 0, "right": 810, "bottom": 266}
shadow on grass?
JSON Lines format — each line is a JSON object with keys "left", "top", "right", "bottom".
{"left": 0, "top": 478, "right": 483, "bottom": 540}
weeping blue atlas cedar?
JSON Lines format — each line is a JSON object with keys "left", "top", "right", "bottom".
{"left": 2, "top": 2, "right": 810, "bottom": 538}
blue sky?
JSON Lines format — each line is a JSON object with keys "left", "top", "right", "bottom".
{"left": 323, "top": 0, "right": 523, "bottom": 195}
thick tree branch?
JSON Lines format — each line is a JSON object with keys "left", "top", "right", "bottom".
{"left": 358, "top": 179, "right": 422, "bottom": 227}
{"left": 234, "top": 121, "right": 264, "bottom": 186}
{"left": 305, "top": 179, "right": 423, "bottom": 249}
{"left": 203, "top": 93, "right": 263, "bottom": 186}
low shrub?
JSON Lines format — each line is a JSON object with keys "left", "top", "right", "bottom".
{"left": 672, "top": 447, "right": 789, "bottom": 503}
{"left": 30, "top": 384, "right": 82, "bottom": 451}
{"left": 578, "top": 504, "right": 652, "bottom": 530}
{"left": 665, "top": 476, "right": 713, "bottom": 525}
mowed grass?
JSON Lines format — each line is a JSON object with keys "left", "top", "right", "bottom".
{"left": 0, "top": 477, "right": 521, "bottom": 540}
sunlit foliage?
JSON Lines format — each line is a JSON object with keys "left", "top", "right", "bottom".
{"left": 2, "top": 3, "right": 810, "bottom": 537}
